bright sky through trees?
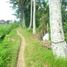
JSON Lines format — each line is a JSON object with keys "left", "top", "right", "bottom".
{"left": 0, "top": 0, "right": 16, "bottom": 20}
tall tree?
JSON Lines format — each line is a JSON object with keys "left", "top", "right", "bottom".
{"left": 49, "top": 0, "right": 67, "bottom": 57}
{"left": 10, "top": 0, "right": 29, "bottom": 27}
{"left": 29, "top": 0, "right": 33, "bottom": 29}
{"left": 33, "top": 0, "right": 36, "bottom": 34}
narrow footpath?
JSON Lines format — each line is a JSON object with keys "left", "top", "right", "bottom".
{"left": 16, "top": 30, "right": 26, "bottom": 67}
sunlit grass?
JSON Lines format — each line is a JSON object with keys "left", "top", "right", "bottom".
{"left": 0, "top": 24, "right": 20, "bottom": 67}
{"left": 20, "top": 27, "right": 67, "bottom": 67}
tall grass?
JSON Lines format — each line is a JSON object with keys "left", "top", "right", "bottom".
{"left": 20, "top": 27, "right": 67, "bottom": 67}
{"left": 0, "top": 24, "right": 20, "bottom": 67}
{"left": 0, "top": 23, "right": 18, "bottom": 36}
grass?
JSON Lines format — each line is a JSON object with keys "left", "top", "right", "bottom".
{"left": 0, "top": 23, "right": 18, "bottom": 36}
{"left": 0, "top": 24, "right": 67, "bottom": 67}
{"left": 19, "top": 27, "right": 67, "bottom": 67}
{"left": 0, "top": 24, "right": 20, "bottom": 67}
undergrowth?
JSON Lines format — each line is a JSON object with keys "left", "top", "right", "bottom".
{"left": 19, "top": 27, "right": 67, "bottom": 67}
{"left": 0, "top": 24, "right": 20, "bottom": 67}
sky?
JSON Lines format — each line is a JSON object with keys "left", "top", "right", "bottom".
{"left": 0, "top": 0, "right": 16, "bottom": 20}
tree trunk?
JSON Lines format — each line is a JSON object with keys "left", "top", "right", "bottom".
{"left": 22, "top": 10, "right": 26, "bottom": 28}
{"left": 20, "top": 9, "right": 25, "bottom": 28}
{"left": 29, "top": 0, "right": 33, "bottom": 29}
{"left": 33, "top": 0, "right": 36, "bottom": 34}
{"left": 49, "top": 0, "right": 67, "bottom": 58}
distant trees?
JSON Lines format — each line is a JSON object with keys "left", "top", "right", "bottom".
{"left": 10, "top": 0, "right": 48, "bottom": 33}
{"left": 10, "top": 0, "right": 28, "bottom": 27}
{"left": 10, "top": 0, "right": 47, "bottom": 34}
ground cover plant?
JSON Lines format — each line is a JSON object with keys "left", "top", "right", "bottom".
{"left": 0, "top": 24, "right": 20, "bottom": 67}
{"left": 19, "top": 27, "right": 67, "bottom": 67}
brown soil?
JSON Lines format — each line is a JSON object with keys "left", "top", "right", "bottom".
{"left": 16, "top": 30, "right": 26, "bottom": 67}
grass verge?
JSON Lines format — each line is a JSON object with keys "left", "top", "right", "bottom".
{"left": 0, "top": 25, "right": 20, "bottom": 67}
{"left": 19, "top": 27, "right": 67, "bottom": 67}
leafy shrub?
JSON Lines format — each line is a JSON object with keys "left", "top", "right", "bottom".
{"left": 63, "top": 22, "right": 67, "bottom": 42}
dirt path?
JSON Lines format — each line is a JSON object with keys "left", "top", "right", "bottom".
{"left": 16, "top": 30, "right": 26, "bottom": 67}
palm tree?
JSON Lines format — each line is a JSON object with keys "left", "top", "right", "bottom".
{"left": 33, "top": 0, "right": 36, "bottom": 34}
{"left": 49, "top": 0, "right": 67, "bottom": 57}
{"left": 29, "top": 0, "right": 33, "bottom": 29}
{"left": 22, "top": 8, "right": 25, "bottom": 28}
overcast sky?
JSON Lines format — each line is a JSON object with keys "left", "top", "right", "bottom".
{"left": 0, "top": 0, "right": 16, "bottom": 20}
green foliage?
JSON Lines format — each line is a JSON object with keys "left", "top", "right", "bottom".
{"left": 36, "top": 1, "right": 49, "bottom": 39}
{"left": 36, "top": 1, "right": 49, "bottom": 27}
{"left": 21, "top": 28, "right": 67, "bottom": 67}
{"left": 0, "top": 23, "right": 18, "bottom": 36}
{"left": 10, "top": 0, "right": 30, "bottom": 27}
{"left": 0, "top": 24, "right": 20, "bottom": 67}
{"left": 63, "top": 22, "right": 67, "bottom": 42}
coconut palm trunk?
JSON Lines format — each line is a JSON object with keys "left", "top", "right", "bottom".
{"left": 49, "top": 0, "right": 67, "bottom": 57}
{"left": 33, "top": 0, "right": 36, "bottom": 34}
{"left": 22, "top": 10, "right": 25, "bottom": 28}
{"left": 29, "top": 0, "right": 33, "bottom": 29}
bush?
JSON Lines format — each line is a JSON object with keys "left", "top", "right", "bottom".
{"left": 63, "top": 22, "right": 67, "bottom": 42}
